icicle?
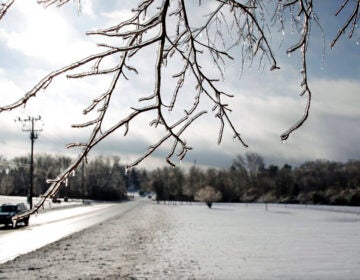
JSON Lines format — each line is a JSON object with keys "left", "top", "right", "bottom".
{"left": 65, "top": 178, "right": 68, "bottom": 187}
{"left": 320, "top": 51, "right": 325, "bottom": 70}
{"left": 77, "top": 0, "right": 81, "bottom": 15}
{"left": 142, "top": 10, "right": 146, "bottom": 21}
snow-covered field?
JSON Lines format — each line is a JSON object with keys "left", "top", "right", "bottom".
{"left": 163, "top": 203, "right": 360, "bottom": 279}
{"left": 0, "top": 201, "right": 359, "bottom": 279}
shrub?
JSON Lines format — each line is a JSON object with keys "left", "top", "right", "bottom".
{"left": 195, "top": 186, "right": 222, "bottom": 208}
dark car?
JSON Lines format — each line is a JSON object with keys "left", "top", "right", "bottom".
{"left": 0, "top": 203, "right": 30, "bottom": 227}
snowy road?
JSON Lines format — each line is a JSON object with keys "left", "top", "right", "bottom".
{"left": 0, "top": 200, "right": 140, "bottom": 263}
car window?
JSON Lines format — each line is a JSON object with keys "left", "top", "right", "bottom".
{"left": 0, "top": 205, "right": 17, "bottom": 212}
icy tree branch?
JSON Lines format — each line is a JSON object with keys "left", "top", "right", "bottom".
{"left": 280, "top": 0, "right": 313, "bottom": 141}
{"left": 0, "top": 0, "right": 15, "bottom": 20}
{"left": 331, "top": 0, "right": 360, "bottom": 48}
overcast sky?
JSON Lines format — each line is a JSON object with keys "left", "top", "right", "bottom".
{"left": 0, "top": 0, "right": 359, "bottom": 170}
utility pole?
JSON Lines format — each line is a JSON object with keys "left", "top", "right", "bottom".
{"left": 81, "top": 159, "right": 85, "bottom": 204}
{"left": 17, "top": 116, "right": 42, "bottom": 209}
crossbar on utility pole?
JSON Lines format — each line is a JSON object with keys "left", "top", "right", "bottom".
{"left": 17, "top": 116, "right": 42, "bottom": 209}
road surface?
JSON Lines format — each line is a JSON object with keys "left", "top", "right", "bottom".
{"left": 0, "top": 200, "right": 140, "bottom": 263}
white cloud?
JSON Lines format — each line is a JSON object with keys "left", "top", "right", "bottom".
{"left": 101, "top": 9, "right": 133, "bottom": 22}
{"left": 0, "top": 71, "right": 24, "bottom": 103}
{"left": 0, "top": 0, "right": 96, "bottom": 66}
{"left": 312, "top": 79, "right": 360, "bottom": 118}
{"left": 80, "top": 0, "right": 95, "bottom": 18}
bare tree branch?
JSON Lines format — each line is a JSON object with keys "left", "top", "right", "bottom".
{"left": 331, "top": 0, "right": 360, "bottom": 48}
{"left": 280, "top": 0, "right": 313, "bottom": 141}
{"left": 0, "top": 0, "right": 15, "bottom": 20}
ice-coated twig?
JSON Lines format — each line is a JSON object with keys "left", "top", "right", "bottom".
{"left": 0, "top": 48, "right": 119, "bottom": 113}
{"left": 280, "top": 0, "right": 313, "bottom": 141}
{"left": 0, "top": 0, "right": 15, "bottom": 20}
{"left": 331, "top": 0, "right": 359, "bottom": 48}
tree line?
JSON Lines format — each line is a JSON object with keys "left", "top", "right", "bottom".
{"left": 0, "top": 155, "right": 129, "bottom": 201}
{"left": 0, "top": 153, "right": 360, "bottom": 206}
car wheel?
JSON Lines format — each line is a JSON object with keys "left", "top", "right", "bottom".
{"left": 24, "top": 218, "right": 29, "bottom": 226}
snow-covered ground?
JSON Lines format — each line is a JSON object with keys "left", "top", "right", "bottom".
{"left": 0, "top": 201, "right": 359, "bottom": 279}
{"left": 162, "top": 203, "right": 360, "bottom": 279}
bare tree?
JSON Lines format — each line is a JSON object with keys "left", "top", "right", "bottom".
{"left": 232, "top": 153, "right": 265, "bottom": 179}
{"left": 0, "top": 0, "right": 358, "bottom": 219}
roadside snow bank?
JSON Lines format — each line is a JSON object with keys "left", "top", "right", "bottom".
{"left": 0, "top": 195, "right": 84, "bottom": 212}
